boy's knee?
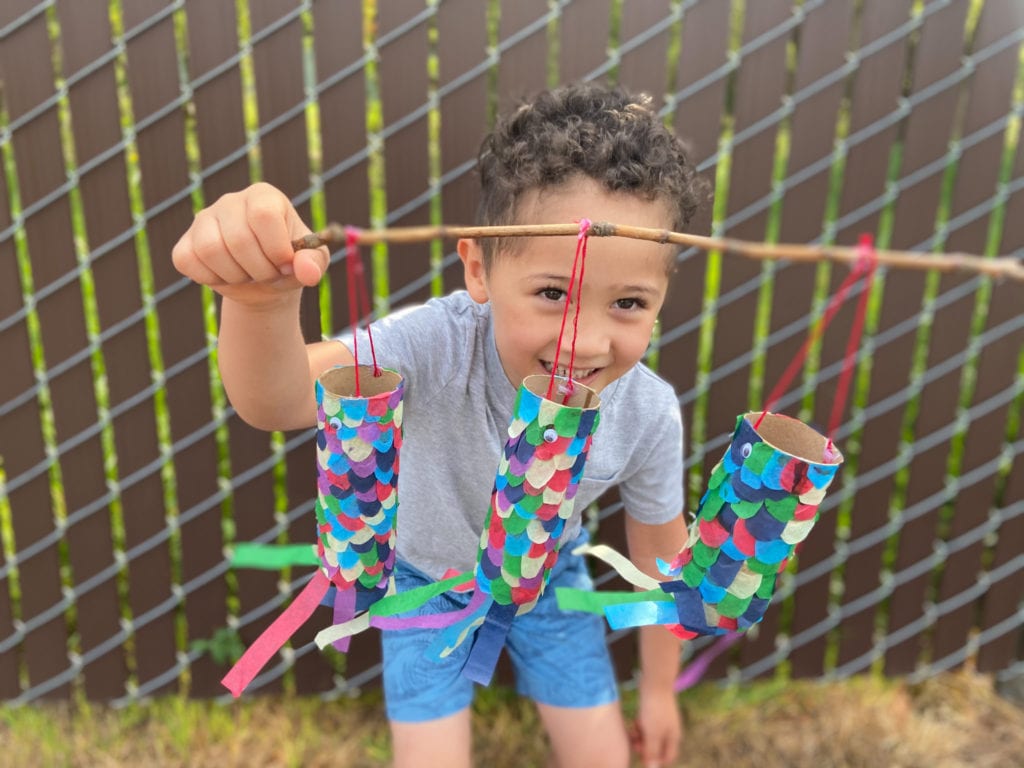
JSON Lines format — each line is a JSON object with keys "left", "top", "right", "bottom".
{"left": 537, "top": 701, "right": 630, "bottom": 768}
{"left": 390, "top": 709, "right": 472, "bottom": 768}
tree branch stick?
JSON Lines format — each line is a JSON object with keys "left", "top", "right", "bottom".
{"left": 291, "top": 221, "right": 1024, "bottom": 283}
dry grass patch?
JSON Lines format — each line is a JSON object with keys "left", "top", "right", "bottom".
{"left": 677, "top": 672, "right": 1024, "bottom": 768}
{"left": 1, "top": 672, "right": 1021, "bottom": 767}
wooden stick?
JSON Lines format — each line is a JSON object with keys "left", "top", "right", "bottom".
{"left": 291, "top": 221, "right": 1024, "bottom": 283}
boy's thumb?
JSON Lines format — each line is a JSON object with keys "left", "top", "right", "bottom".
{"left": 292, "top": 248, "right": 328, "bottom": 286}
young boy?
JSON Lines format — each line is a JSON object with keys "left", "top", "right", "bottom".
{"left": 173, "top": 83, "right": 708, "bottom": 768}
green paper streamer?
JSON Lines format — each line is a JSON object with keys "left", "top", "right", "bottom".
{"left": 230, "top": 543, "right": 318, "bottom": 569}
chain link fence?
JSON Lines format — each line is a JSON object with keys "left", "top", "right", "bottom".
{"left": 1, "top": 0, "right": 1022, "bottom": 704}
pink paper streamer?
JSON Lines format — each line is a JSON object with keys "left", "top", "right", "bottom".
{"left": 221, "top": 569, "right": 331, "bottom": 698}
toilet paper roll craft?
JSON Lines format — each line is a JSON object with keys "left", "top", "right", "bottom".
{"left": 448, "top": 372, "right": 601, "bottom": 685}
{"left": 222, "top": 229, "right": 404, "bottom": 697}
{"left": 314, "top": 220, "right": 604, "bottom": 686}
{"left": 313, "top": 365, "right": 404, "bottom": 644}
{"left": 557, "top": 235, "right": 877, "bottom": 641}
{"left": 559, "top": 411, "right": 843, "bottom": 635}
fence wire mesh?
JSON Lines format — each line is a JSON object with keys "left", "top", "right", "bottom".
{"left": 0, "top": 0, "right": 1022, "bottom": 704}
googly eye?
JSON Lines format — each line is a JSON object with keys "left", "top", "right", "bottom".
{"left": 329, "top": 417, "right": 343, "bottom": 430}
{"left": 543, "top": 427, "right": 559, "bottom": 443}
{"left": 741, "top": 442, "right": 753, "bottom": 458}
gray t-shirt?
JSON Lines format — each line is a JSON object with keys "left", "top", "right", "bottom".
{"left": 338, "top": 291, "right": 684, "bottom": 581}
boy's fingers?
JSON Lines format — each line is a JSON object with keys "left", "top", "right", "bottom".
{"left": 188, "top": 212, "right": 250, "bottom": 284}
{"left": 247, "top": 187, "right": 300, "bottom": 275}
{"left": 218, "top": 207, "right": 286, "bottom": 283}
{"left": 172, "top": 235, "right": 224, "bottom": 286}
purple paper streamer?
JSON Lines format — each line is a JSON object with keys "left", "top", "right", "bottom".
{"left": 371, "top": 588, "right": 488, "bottom": 631}
{"left": 674, "top": 632, "right": 742, "bottom": 692}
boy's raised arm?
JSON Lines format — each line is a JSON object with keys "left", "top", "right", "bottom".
{"left": 172, "top": 182, "right": 351, "bottom": 431}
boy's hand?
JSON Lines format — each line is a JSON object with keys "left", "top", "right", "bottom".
{"left": 172, "top": 182, "right": 329, "bottom": 304}
{"left": 630, "top": 685, "right": 682, "bottom": 768}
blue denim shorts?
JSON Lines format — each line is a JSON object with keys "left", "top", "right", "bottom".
{"left": 381, "top": 533, "right": 619, "bottom": 722}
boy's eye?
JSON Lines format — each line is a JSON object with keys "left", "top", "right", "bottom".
{"left": 539, "top": 287, "right": 566, "bottom": 302}
{"left": 615, "top": 298, "right": 647, "bottom": 310}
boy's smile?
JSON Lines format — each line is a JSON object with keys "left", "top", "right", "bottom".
{"left": 459, "top": 177, "right": 674, "bottom": 395}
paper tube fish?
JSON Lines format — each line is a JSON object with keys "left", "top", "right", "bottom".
{"left": 557, "top": 411, "right": 842, "bottom": 637}
{"left": 221, "top": 365, "right": 403, "bottom": 697}
{"left": 313, "top": 373, "right": 600, "bottom": 686}
{"left": 453, "top": 373, "right": 601, "bottom": 684}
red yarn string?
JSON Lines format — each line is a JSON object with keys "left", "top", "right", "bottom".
{"left": 354, "top": 254, "right": 381, "bottom": 377}
{"left": 345, "top": 227, "right": 382, "bottom": 397}
{"left": 546, "top": 219, "right": 591, "bottom": 402}
{"left": 827, "top": 234, "right": 877, "bottom": 447}
{"left": 563, "top": 224, "right": 590, "bottom": 404}
{"left": 754, "top": 234, "right": 878, "bottom": 444}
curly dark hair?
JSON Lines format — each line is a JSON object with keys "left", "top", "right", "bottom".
{"left": 476, "top": 82, "right": 710, "bottom": 261}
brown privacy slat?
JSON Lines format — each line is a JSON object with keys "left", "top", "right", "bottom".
{"left": 314, "top": 2, "right": 371, "bottom": 340}
{"left": 436, "top": 0, "right": 489, "bottom": 291}
{"left": 875, "top": 0, "right": 975, "bottom": 677}
{"left": 0, "top": 288, "right": 19, "bottom": 693}
{"left": 616, "top": 0, "right": 672, "bottom": 108}
{"left": 181, "top": 1, "right": 251, "bottom": 698}
{"left": 704, "top": 0, "right": 792, "bottom": 442}
{"left": 789, "top": 0, "right": 923, "bottom": 678}
{"left": 833, "top": 0, "right": 913, "bottom": 247}
{"left": 928, "top": 284, "right": 1022, "bottom": 665}
{"left": 875, "top": 272, "right": 974, "bottom": 674}
{"left": 0, "top": 40, "right": 27, "bottom": 699}
{"left": 186, "top": 1, "right": 250, "bottom": 202}
{"left": 496, "top": 0, "right": 550, "bottom": 114}
{"left": 778, "top": 0, "right": 912, "bottom": 680}
{"left": 119, "top": 0, "right": 213, "bottom": 696}
{"left": 790, "top": 0, "right": 944, "bottom": 679}
{"left": 659, "top": 0, "right": 731, "bottom": 422}
{"left": 919, "top": 0, "right": 1024, "bottom": 669}
{"left": 976, "top": 130, "right": 1024, "bottom": 673}
{"left": 377, "top": 1, "right": 433, "bottom": 309}
{"left": 976, "top": 451, "right": 1023, "bottom": 673}
{"left": 739, "top": 0, "right": 855, "bottom": 677}
{"left": 559, "top": 0, "right": 611, "bottom": 83}
{"left": 0, "top": 3, "right": 88, "bottom": 700}
{"left": 840, "top": 0, "right": 1017, "bottom": 675}
{"left": 51, "top": 0, "right": 137, "bottom": 700}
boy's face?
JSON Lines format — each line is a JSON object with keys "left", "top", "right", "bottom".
{"left": 459, "top": 177, "right": 673, "bottom": 394}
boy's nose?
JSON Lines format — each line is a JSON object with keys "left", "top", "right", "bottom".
{"left": 568, "top": 321, "right": 612, "bottom": 360}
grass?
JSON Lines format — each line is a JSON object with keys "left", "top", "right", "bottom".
{"left": 1, "top": 671, "right": 1022, "bottom": 767}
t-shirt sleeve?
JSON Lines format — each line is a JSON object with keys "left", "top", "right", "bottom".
{"left": 618, "top": 384, "right": 685, "bottom": 525}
